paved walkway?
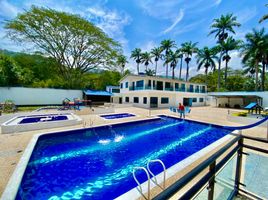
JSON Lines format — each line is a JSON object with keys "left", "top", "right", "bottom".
{"left": 0, "top": 106, "right": 267, "bottom": 196}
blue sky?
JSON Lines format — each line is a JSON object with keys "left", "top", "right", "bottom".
{"left": 0, "top": 0, "right": 267, "bottom": 77}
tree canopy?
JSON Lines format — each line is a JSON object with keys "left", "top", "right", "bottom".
{"left": 5, "top": 6, "right": 121, "bottom": 81}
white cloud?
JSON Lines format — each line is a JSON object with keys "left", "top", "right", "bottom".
{"left": 0, "top": 0, "right": 20, "bottom": 18}
{"left": 162, "top": 9, "right": 184, "bottom": 34}
{"left": 228, "top": 51, "right": 243, "bottom": 70}
{"left": 86, "top": 6, "right": 131, "bottom": 52}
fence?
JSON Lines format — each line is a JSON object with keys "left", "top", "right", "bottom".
{"left": 0, "top": 87, "right": 83, "bottom": 106}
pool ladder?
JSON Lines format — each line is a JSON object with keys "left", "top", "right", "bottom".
{"left": 132, "top": 159, "right": 166, "bottom": 200}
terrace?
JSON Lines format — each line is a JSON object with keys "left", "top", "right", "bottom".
{"left": 0, "top": 106, "right": 267, "bottom": 200}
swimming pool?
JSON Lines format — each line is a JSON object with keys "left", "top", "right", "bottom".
{"left": 14, "top": 116, "right": 232, "bottom": 199}
{"left": 100, "top": 113, "right": 135, "bottom": 119}
{"left": 1, "top": 113, "right": 82, "bottom": 134}
{"left": 19, "top": 115, "right": 68, "bottom": 124}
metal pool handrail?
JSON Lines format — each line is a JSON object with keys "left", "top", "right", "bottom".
{"left": 133, "top": 167, "right": 151, "bottom": 200}
{"left": 147, "top": 159, "right": 166, "bottom": 190}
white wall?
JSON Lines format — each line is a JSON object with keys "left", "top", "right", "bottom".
{"left": 121, "top": 90, "right": 207, "bottom": 109}
{"left": 0, "top": 87, "right": 82, "bottom": 105}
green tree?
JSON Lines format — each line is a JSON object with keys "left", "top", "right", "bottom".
{"left": 221, "top": 37, "right": 242, "bottom": 86}
{"left": 141, "top": 52, "right": 152, "bottom": 72}
{"left": 130, "top": 48, "right": 142, "bottom": 74}
{"left": 196, "top": 47, "right": 218, "bottom": 84}
{"left": 209, "top": 13, "right": 241, "bottom": 91}
{"left": 0, "top": 54, "right": 18, "bottom": 86}
{"left": 150, "top": 47, "right": 163, "bottom": 76}
{"left": 145, "top": 69, "right": 155, "bottom": 76}
{"left": 181, "top": 41, "right": 198, "bottom": 81}
{"left": 117, "top": 55, "right": 128, "bottom": 76}
{"left": 5, "top": 6, "right": 120, "bottom": 85}
{"left": 160, "top": 39, "right": 176, "bottom": 77}
{"left": 166, "top": 50, "right": 181, "bottom": 79}
{"left": 259, "top": 4, "right": 268, "bottom": 23}
{"left": 177, "top": 49, "right": 184, "bottom": 80}
{"left": 241, "top": 28, "right": 268, "bottom": 91}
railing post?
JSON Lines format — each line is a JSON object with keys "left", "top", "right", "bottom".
{"left": 208, "top": 161, "right": 216, "bottom": 200}
{"left": 235, "top": 137, "right": 243, "bottom": 196}
{"left": 267, "top": 121, "right": 268, "bottom": 141}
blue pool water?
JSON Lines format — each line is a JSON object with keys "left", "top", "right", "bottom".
{"left": 16, "top": 116, "right": 231, "bottom": 200}
{"left": 19, "top": 115, "right": 68, "bottom": 124}
{"left": 100, "top": 113, "right": 135, "bottom": 119}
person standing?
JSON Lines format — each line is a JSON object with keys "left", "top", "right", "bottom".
{"left": 178, "top": 103, "right": 185, "bottom": 118}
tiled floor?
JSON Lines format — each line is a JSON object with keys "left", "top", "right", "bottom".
{"left": 0, "top": 106, "right": 267, "bottom": 197}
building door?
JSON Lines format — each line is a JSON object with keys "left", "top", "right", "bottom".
{"left": 150, "top": 97, "right": 158, "bottom": 108}
{"left": 119, "top": 97, "right": 122, "bottom": 104}
{"left": 183, "top": 98, "right": 192, "bottom": 106}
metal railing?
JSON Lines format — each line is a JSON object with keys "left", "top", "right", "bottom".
{"left": 152, "top": 132, "right": 268, "bottom": 200}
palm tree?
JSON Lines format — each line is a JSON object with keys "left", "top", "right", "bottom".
{"left": 181, "top": 41, "right": 198, "bottom": 81}
{"left": 209, "top": 13, "right": 241, "bottom": 91}
{"left": 196, "top": 47, "right": 218, "bottom": 84}
{"left": 160, "top": 39, "right": 176, "bottom": 77}
{"left": 243, "top": 57, "right": 262, "bottom": 79}
{"left": 221, "top": 37, "right": 242, "bottom": 86}
{"left": 241, "top": 28, "right": 268, "bottom": 91}
{"left": 166, "top": 50, "right": 181, "bottom": 79}
{"left": 130, "top": 48, "right": 142, "bottom": 74}
{"left": 117, "top": 55, "right": 128, "bottom": 76}
{"left": 150, "top": 47, "right": 163, "bottom": 76}
{"left": 259, "top": 4, "right": 268, "bottom": 23}
{"left": 140, "top": 52, "right": 152, "bottom": 71}
{"left": 176, "top": 48, "right": 184, "bottom": 80}
{"left": 145, "top": 69, "right": 155, "bottom": 76}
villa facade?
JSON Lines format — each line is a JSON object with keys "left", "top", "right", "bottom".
{"left": 119, "top": 75, "right": 207, "bottom": 108}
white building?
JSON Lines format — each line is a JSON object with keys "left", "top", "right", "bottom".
{"left": 119, "top": 75, "right": 207, "bottom": 108}
{"left": 106, "top": 85, "right": 122, "bottom": 104}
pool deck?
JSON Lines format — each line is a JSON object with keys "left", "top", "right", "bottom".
{"left": 0, "top": 106, "right": 267, "bottom": 198}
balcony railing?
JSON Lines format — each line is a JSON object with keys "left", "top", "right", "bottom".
{"left": 128, "top": 86, "right": 206, "bottom": 93}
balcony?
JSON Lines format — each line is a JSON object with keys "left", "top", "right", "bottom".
{"left": 129, "top": 85, "right": 206, "bottom": 93}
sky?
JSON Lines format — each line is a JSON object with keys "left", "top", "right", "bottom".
{"left": 0, "top": 0, "right": 268, "bottom": 78}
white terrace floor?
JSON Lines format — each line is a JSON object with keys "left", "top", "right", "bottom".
{"left": 0, "top": 106, "right": 267, "bottom": 196}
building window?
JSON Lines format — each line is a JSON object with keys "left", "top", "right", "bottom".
{"left": 148, "top": 80, "right": 151, "bottom": 87}
{"left": 136, "top": 80, "right": 144, "bottom": 88}
{"left": 161, "top": 97, "right": 169, "bottom": 104}
{"left": 201, "top": 86, "right": 206, "bottom": 93}
{"left": 125, "top": 97, "right": 129, "bottom": 102}
{"left": 120, "top": 83, "right": 123, "bottom": 88}
{"left": 156, "top": 81, "right": 163, "bottom": 90}
{"left": 125, "top": 82, "right": 128, "bottom": 88}
{"left": 189, "top": 85, "right": 194, "bottom": 92}
{"left": 181, "top": 83, "right": 185, "bottom": 91}
{"left": 143, "top": 97, "right": 147, "bottom": 104}
{"left": 199, "top": 98, "right": 204, "bottom": 102}
{"left": 134, "top": 97, "right": 139, "bottom": 103}
{"left": 192, "top": 98, "right": 197, "bottom": 103}
{"left": 112, "top": 88, "right": 120, "bottom": 93}
{"left": 195, "top": 85, "right": 199, "bottom": 93}
{"left": 175, "top": 83, "right": 179, "bottom": 89}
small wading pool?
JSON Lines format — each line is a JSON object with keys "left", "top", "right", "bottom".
{"left": 1, "top": 113, "right": 82, "bottom": 134}
{"left": 9, "top": 115, "right": 236, "bottom": 200}
{"left": 100, "top": 113, "right": 135, "bottom": 119}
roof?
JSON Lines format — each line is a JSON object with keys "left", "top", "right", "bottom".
{"left": 119, "top": 74, "right": 207, "bottom": 86}
{"left": 83, "top": 90, "right": 113, "bottom": 96}
{"left": 209, "top": 91, "right": 262, "bottom": 98}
